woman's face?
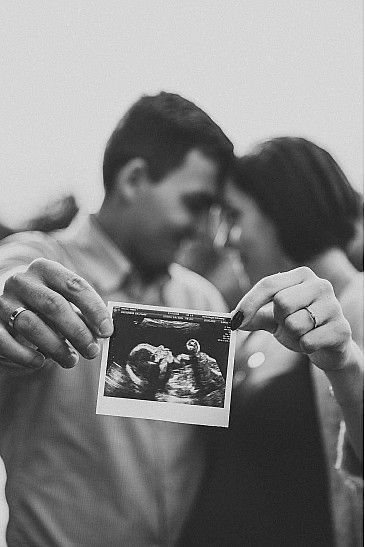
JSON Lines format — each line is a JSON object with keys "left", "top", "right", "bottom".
{"left": 223, "top": 180, "right": 291, "bottom": 284}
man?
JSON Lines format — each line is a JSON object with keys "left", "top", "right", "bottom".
{"left": 0, "top": 94, "right": 362, "bottom": 546}
{"left": 0, "top": 92, "right": 233, "bottom": 546}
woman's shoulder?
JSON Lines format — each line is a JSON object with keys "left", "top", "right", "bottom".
{"left": 341, "top": 272, "right": 364, "bottom": 298}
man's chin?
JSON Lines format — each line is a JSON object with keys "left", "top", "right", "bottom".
{"left": 139, "top": 244, "right": 181, "bottom": 280}
{"left": 140, "top": 260, "right": 171, "bottom": 281}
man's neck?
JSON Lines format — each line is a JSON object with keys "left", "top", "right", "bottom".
{"left": 306, "top": 248, "right": 360, "bottom": 298}
{"left": 94, "top": 205, "right": 126, "bottom": 253}
{"left": 95, "top": 207, "right": 168, "bottom": 284}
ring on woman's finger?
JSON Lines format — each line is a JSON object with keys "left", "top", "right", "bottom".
{"left": 303, "top": 306, "right": 318, "bottom": 330}
{"left": 8, "top": 307, "right": 29, "bottom": 329}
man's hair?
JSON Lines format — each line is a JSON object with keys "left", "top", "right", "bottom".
{"left": 103, "top": 92, "right": 234, "bottom": 192}
{"left": 233, "top": 137, "right": 362, "bottom": 262}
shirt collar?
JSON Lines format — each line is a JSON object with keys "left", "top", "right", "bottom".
{"left": 67, "top": 213, "right": 170, "bottom": 297}
{"left": 67, "top": 213, "right": 132, "bottom": 294}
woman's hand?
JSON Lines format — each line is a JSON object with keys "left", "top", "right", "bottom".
{"left": 231, "top": 266, "right": 355, "bottom": 372}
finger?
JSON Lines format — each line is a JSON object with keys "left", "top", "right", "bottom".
{"left": 238, "top": 302, "right": 277, "bottom": 333}
{"left": 0, "top": 323, "right": 45, "bottom": 369}
{"left": 271, "top": 280, "right": 325, "bottom": 323}
{"left": 232, "top": 267, "right": 316, "bottom": 327}
{"left": 6, "top": 308, "right": 80, "bottom": 368}
{"left": 0, "top": 301, "right": 80, "bottom": 368}
{"left": 27, "top": 259, "right": 113, "bottom": 337}
{"left": 301, "top": 297, "right": 342, "bottom": 330}
{"left": 284, "top": 308, "right": 317, "bottom": 338}
{"left": 1, "top": 279, "right": 102, "bottom": 360}
{"left": 299, "top": 320, "right": 351, "bottom": 356}
{"left": 242, "top": 294, "right": 340, "bottom": 339}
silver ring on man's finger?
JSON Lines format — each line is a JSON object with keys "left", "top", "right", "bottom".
{"left": 304, "top": 306, "right": 318, "bottom": 330}
{"left": 8, "top": 307, "right": 28, "bottom": 329}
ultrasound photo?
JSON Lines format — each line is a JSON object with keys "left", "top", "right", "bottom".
{"left": 96, "top": 302, "right": 236, "bottom": 427}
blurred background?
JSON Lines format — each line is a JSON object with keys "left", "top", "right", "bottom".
{"left": 0, "top": 5, "right": 362, "bottom": 542}
{"left": 0, "top": 0, "right": 363, "bottom": 229}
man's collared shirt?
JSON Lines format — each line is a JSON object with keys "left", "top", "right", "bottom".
{"left": 0, "top": 215, "right": 226, "bottom": 546}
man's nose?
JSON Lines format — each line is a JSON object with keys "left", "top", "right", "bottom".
{"left": 193, "top": 217, "right": 210, "bottom": 239}
{"left": 226, "top": 225, "right": 242, "bottom": 248}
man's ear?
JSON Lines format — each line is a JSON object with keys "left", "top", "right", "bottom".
{"left": 115, "top": 158, "right": 149, "bottom": 202}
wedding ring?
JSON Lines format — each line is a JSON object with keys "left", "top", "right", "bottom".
{"left": 8, "top": 307, "right": 28, "bottom": 329}
{"left": 304, "top": 306, "right": 317, "bottom": 330}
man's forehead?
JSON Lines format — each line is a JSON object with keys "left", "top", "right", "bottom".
{"left": 182, "top": 148, "right": 219, "bottom": 172}
{"left": 173, "top": 149, "right": 219, "bottom": 184}
{"left": 154, "top": 149, "right": 223, "bottom": 201}
{"left": 221, "top": 180, "right": 243, "bottom": 209}
{"left": 171, "top": 166, "right": 221, "bottom": 201}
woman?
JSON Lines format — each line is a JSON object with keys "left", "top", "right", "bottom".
{"left": 180, "top": 138, "right": 363, "bottom": 547}
{"left": 226, "top": 138, "right": 363, "bottom": 546}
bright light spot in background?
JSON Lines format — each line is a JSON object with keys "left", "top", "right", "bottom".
{"left": 247, "top": 352, "right": 266, "bottom": 369}
{"left": 0, "top": 1, "right": 362, "bottom": 227}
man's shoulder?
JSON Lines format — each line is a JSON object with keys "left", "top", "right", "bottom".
{"left": 340, "top": 273, "right": 363, "bottom": 312}
{"left": 168, "top": 263, "right": 228, "bottom": 312}
{"left": 0, "top": 229, "right": 64, "bottom": 262}
{"left": 169, "top": 263, "right": 221, "bottom": 293}
{"left": 0, "top": 230, "right": 69, "bottom": 290}
{"left": 0, "top": 215, "right": 92, "bottom": 266}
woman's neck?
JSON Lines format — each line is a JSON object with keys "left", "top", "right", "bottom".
{"left": 306, "top": 248, "right": 360, "bottom": 298}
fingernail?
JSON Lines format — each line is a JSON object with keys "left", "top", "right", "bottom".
{"left": 98, "top": 317, "right": 113, "bottom": 337}
{"left": 31, "top": 353, "right": 46, "bottom": 369}
{"left": 231, "top": 310, "right": 244, "bottom": 331}
{"left": 86, "top": 341, "right": 100, "bottom": 359}
{"left": 65, "top": 351, "right": 79, "bottom": 368}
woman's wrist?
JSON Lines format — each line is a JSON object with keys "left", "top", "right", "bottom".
{"left": 325, "top": 340, "right": 363, "bottom": 410}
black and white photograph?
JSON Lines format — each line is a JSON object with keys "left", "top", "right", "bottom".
{"left": 97, "top": 302, "right": 236, "bottom": 427}
{"left": 0, "top": 2, "right": 362, "bottom": 546}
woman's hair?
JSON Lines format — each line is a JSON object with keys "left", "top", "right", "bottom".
{"left": 233, "top": 137, "right": 362, "bottom": 262}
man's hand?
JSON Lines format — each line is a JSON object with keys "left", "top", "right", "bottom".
{"left": 231, "top": 267, "right": 354, "bottom": 372}
{"left": 0, "top": 258, "right": 114, "bottom": 370}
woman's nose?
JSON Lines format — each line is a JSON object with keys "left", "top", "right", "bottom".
{"left": 227, "top": 225, "right": 242, "bottom": 247}
{"left": 213, "top": 220, "right": 242, "bottom": 249}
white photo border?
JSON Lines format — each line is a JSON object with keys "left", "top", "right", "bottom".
{"left": 96, "top": 301, "right": 236, "bottom": 427}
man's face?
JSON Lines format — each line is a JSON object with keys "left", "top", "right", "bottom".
{"left": 129, "top": 149, "right": 220, "bottom": 276}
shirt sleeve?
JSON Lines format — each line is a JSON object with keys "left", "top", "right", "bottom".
{"left": 0, "top": 231, "right": 62, "bottom": 290}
